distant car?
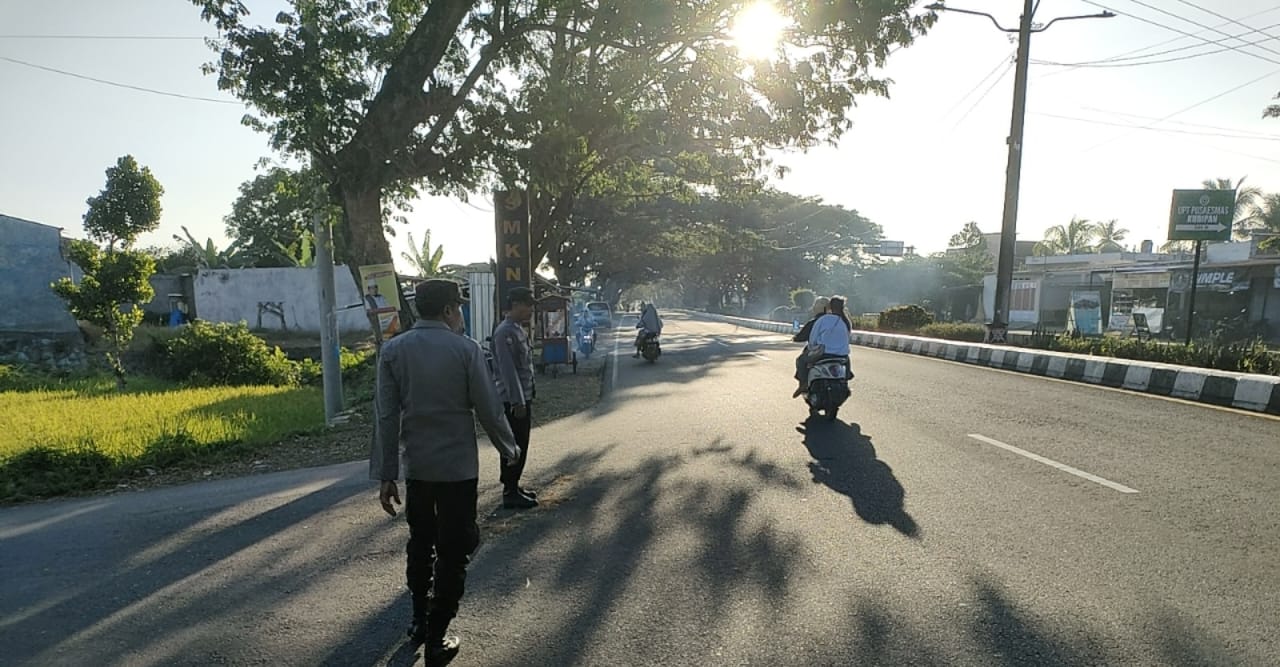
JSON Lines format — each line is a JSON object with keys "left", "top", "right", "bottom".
{"left": 585, "top": 301, "right": 613, "bottom": 327}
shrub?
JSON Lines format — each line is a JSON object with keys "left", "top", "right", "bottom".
{"left": 790, "top": 288, "right": 817, "bottom": 313}
{"left": 1036, "top": 335, "right": 1279, "bottom": 376}
{"left": 161, "top": 321, "right": 300, "bottom": 386}
{"left": 851, "top": 315, "right": 879, "bottom": 331}
{"left": 878, "top": 305, "right": 934, "bottom": 332}
{"left": 917, "top": 323, "right": 988, "bottom": 342}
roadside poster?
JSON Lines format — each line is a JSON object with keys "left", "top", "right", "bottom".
{"left": 1068, "top": 290, "right": 1102, "bottom": 335}
{"left": 358, "top": 263, "right": 403, "bottom": 339}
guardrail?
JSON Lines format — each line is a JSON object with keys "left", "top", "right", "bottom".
{"left": 690, "top": 310, "right": 1280, "bottom": 415}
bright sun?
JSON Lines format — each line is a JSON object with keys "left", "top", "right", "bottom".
{"left": 731, "top": 1, "right": 786, "bottom": 61}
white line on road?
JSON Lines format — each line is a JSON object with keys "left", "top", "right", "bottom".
{"left": 967, "top": 434, "right": 1139, "bottom": 494}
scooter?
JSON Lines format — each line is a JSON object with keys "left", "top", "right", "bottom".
{"left": 577, "top": 322, "right": 596, "bottom": 358}
{"left": 640, "top": 332, "right": 661, "bottom": 362}
{"left": 805, "top": 357, "right": 851, "bottom": 421}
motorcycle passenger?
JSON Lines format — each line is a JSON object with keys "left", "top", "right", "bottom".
{"left": 634, "top": 303, "right": 663, "bottom": 358}
{"left": 792, "top": 296, "right": 830, "bottom": 395}
{"left": 793, "top": 296, "right": 852, "bottom": 398}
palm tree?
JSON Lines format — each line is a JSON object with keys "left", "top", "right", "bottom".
{"left": 401, "top": 230, "right": 445, "bottom": 278}
{"left": 1034, "top": 217, "right": 1097, "bottom": 256}
{"left": 1202, "top": 176, "right": 1263, "bottom": 239}
{"left": 1251, "top": 192, "right": 1280, "bottom": 253}
{"left": 1093, "top": 219, "right": 1128, "bottom": 252}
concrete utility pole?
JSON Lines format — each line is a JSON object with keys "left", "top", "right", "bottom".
{"left": 927, "top": 1, "right": 1113, "bottom": 343}
{"left": 313, "top": 169, "right": 344, "bottom": 423}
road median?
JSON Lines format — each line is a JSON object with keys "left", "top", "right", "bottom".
{"left": 689, "top": 310, "right": 1280, "bottom": 416}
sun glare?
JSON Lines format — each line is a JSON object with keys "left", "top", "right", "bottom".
{"left": 731, "top": 1, "right": 786, "bottom": 61}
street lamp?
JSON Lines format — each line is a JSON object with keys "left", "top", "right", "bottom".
{"left": 927, "top": 1, "right": 1113, "bottom": 343}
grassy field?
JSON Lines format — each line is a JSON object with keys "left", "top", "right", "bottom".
{"left": 0, "top": 376, "right": 323, "bottom": 501}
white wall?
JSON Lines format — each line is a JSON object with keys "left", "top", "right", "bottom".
{"left": 193, "top": 266, "right": 370, "bottom": 334}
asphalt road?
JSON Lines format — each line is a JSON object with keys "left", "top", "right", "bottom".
{"left": 2, "top": 312, "right": 1277, "bottom": 666}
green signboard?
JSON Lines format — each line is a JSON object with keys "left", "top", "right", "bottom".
{"left": 1167, "top": 189, "right": 1235, "bottom": 242}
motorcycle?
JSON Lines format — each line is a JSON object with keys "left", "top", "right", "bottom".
{"left": 577, "top": 322, "right": 596, "bottom": 357}
{"left": 804, "top": 357, "right": 851, "bottom": 421}
{"left": 640, "top": 331, "right": 661, "bottom": 362}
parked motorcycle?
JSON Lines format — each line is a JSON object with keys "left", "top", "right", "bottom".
{"left": 640, "top": 332, "right": 661, "bottom": 362}
{"left": 804, "top": 357, "right": 851, "bottom": 421}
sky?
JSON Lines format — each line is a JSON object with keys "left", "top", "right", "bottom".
{"left": 3, "top": 0, "right": 1280, "bottom": 275}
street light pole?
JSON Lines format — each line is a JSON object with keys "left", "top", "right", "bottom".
{"left": 927, "top": 2, "right": 1113, "bottom": 343}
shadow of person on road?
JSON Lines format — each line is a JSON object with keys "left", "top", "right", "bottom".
{"left": 798, "top": 420, "right": 920, "bottom": 538}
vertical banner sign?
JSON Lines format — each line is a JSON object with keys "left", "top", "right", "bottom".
{"left": 358, "top": 264, "right": 403, "bottom": 340}
{"left": 495, "top": 189, "right": 532, "bottom": 319}
{"left": 1067, "top": 290, "right": 1102, "bottom": 335}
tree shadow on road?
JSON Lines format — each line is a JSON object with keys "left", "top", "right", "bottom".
{"left": 797, "top": 419, "right": 920, "bottom": 538}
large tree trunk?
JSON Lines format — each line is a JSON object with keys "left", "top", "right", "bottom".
{"left": 339, "top": 184, "right": 394, "bottom": 341}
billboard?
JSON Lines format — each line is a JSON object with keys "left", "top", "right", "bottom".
{"left": 358, "top": 263, "right": 404, "bottom": 339}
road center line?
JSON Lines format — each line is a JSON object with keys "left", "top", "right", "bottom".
{"left": 967, "top": 434, "right": 1139, "bottom": 494}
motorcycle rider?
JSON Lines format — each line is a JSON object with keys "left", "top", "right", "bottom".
{"left": 792, "top": 296, "right": 830, "bottom": 395}
{"left": 793, "top": 296, "right": 852, "bottom": 398}
{"left": 634, "top": 302, "right": 663, "bottom": 358}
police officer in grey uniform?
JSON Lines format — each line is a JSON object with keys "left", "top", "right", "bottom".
{"left": 373, "top": 279, "right": 521, "bottom": 664}
{"left": 492, "top": 286, "right": 539, "bottom": 509}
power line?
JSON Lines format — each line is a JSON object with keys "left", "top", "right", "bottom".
{"left": 951, "top": 61, "right": 1014, "bottom": 130}
{"left": 1117, "top": 0, "right": 1280, "bottom": 60}
{"left": 940, "top": 50, "right": 1015, "bottom": 121}
{"left": 1079, "top": 106, "right": 1280, "bottom": 138}
{"left": 1083, "top": 68, "right": 1280, "bottom": 151}
{"left": 1036, "top": 5, "right": 1280, "bottom": 78}
{"left": 0, "top": 34, "right": 206, "bottom": 41}
{"left": 1031, "top": 110, "right": 1280, "bottom": 140}
{"left": 1079, "top": 0, "right": 1280, "bottom": 67}
{"left": 0, "top": 55, "right": 241, "bottom": 104}
{"left": 1171, "top": 0, "right": 1280, "bottom": 42}
{"left": 1035, "top": 22, "right": 1280, "bottom": 68}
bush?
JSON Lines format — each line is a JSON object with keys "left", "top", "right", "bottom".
{"left": 851, "top": 315, "right": 878, "bottom": 331}
{"left": 917, "top": 323, "right": 987, "bottom": 342}
{"left": 160, "top": 321, "right": 301, "bottom": 386}
{"left": 1040, "top": 335, "right": 1279, "bottom": 376}
{"left": 878, "top": 305, "right": 934, "bottom": 332}
{"left": 790, "top": 288, "right": 816, "bottom": 313}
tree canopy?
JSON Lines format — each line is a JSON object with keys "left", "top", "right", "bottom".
{"left": 193, "top": 0, "right": 934, "bottom": 279}
{"left": 83, "top": 155, "right": 164, "bottom": 249}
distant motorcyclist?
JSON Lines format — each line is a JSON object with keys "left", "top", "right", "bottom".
{"left": 634, "top": 303, "right": 663, "bottom": 358}
{"left": 793, "top": 296, "right": 852, "bottom": 398}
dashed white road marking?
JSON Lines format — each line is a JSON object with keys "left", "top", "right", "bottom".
{"left": 967, "top": 434, "right": 1139, "bottom": 494}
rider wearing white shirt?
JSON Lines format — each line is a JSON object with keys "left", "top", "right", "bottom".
{"left": 793, "top": 296, "right": 852, "bottom": 397}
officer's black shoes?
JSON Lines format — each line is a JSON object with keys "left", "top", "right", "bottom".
{"left": 503, "top": 490, "right": 538, "bottom": 509}
{"left": 424, "top": 634, "right": 461, "bottom": 665}
{"left": 516, "top": 486, "right": 537, "bottom": 500}
{"left": 407, "top": 618, "right": 428, "bottom": 644}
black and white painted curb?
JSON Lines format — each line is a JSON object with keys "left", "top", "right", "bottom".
{"left": 694, "top": 311, "right": 1280, "bottom": 416}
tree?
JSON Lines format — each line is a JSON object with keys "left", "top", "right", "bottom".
{"left": 401, "top": 230, "right": 446, "bottom": 278}
{"left": 193, "top": 0, "right": 934, "bottom": 293}
{"left": 1035, "top": 217, "right": 1097, "bottom": 256}
{"left": 1202, "top": 176, "right": 1263, "bottom": 239}
{"left": 53, "top": 242, "right": 156, "bottom": 388}
{"left": 1093, "top": 219, "right": 1127, "bottom": 246}
{"left": 948, "top": 222, "right": 986, "bottom": 250}
{"left": 83, "top": 155, "right": 164, "bottom": 249}
{"left": 1249, "top": 193, "right": 1280, "bottom": 253}
{"left": 224, "top": 167, "right": 338, "bottom": 266}
{"left": 140, "top": 244, "right": 204, "bottom": 273}
{"left": 173, "top": 226, "right": 250, "bottom": 268}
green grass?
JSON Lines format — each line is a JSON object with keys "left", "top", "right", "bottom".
{"left": 0, "top": 375, "right": 323, "bottom": 501}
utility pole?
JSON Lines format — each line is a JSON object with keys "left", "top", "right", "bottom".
{"left": 927, "top": 2, "right": 1113, "bottom": 343}
{"left": 313, "top": 171, "right": 344, "bottom": 423}
{"left": 302, "top": 6, "right": 343, "bottom": 424}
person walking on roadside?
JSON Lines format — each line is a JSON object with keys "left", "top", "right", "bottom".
{"left": 372, "top": 279, "right": 522, "bottom": 665}
{"left": 492, "top": 287, "right": 539, "bottom": 510}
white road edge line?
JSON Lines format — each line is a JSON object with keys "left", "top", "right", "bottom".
{"left": 967, "top": 434, "right": 1139, "bottom": 494}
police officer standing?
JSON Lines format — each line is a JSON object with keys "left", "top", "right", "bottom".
{"left": 492, "top": 287, "right": 539, "bottom": 510}
{"left": 372, "top": 279, "right": 521, "bottom": 665}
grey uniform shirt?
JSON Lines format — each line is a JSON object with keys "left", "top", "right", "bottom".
{"left": 371, "top": 320, "right": 519, "bottom": 482}
{"left": 493, "top": 317, "right": 535, "bottom": 406}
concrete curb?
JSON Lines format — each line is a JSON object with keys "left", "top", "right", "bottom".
{"left": 690, "top": 311, "right": 1280, "bottom": 416}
